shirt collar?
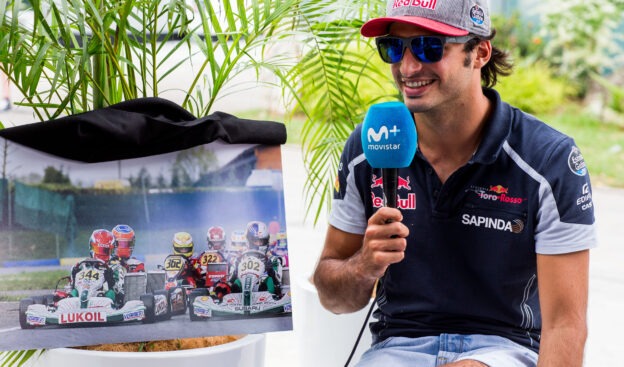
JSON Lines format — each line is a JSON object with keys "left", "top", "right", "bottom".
{"left": 470, "top": 88, "right": 512, "bottom": 165}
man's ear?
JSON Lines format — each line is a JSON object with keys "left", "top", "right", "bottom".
{"left": 473, "top": 40, "right": 492, "bottom": 69}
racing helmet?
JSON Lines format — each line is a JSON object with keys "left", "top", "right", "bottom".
{"left": 112, "top": 224, "right": 136, "bottom": 260}
{"left": 206, "top": 226, "right": 226, "bottom": 251}
{"left": 172, "top": 232, "right": 194, "bottom": 258}
{"left": 227, "top": 230, "right": 248, "bottom": 254}
{"left": 245, "top": 221, "right": 270, "bottom": 251}
{"left": 89, "top": 229, "right": 115, "bottom": 262}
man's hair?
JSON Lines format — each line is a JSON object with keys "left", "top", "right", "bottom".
{"left": 463, "top": 29, "right": 513, "bottom": 88}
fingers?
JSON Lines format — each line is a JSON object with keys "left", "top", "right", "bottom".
{"left": 358, "top": 207, "right": 409, "bottom": 278}
{"left": 368, "top": 206, "right": 404, "bottom": 226}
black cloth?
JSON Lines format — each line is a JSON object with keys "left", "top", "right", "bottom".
{"left": 0, "top": 97, "right": 286, "bottom": 163}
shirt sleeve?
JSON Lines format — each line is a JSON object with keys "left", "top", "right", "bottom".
{"left": 534, "top": 138, "right": 597, "bottom": 254}
{"left": 328, "top": 128, "right": 368, "bottom": 235}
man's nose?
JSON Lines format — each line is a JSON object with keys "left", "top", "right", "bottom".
{"left": 400, "top": 48, "right": 425, "bottom": 74}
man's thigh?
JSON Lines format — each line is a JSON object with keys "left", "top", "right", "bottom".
{"left": 452, "top": 334, "right": 538, "bottom": 367}
{"left": 355, "top": 334, "right": 537, "bottom": 367}
{"left": 355, "top": 336, "right": 439, "bottom": 367}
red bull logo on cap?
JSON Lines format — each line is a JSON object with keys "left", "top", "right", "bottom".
{"left": 392, "top": 0, "right": 437, "bottom": 10}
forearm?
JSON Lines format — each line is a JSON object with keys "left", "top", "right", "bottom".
{"left": 537, "top": 324, "right": 587, "bottom": 367}
{"left": 313, "top": 254, "right": 377, "bottom": 314}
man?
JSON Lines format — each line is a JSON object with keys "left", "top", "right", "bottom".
{"left": 70, "top": 229, "right": 119, "bottom": 307}
{"left": 312, "top": 1, "right": 596, "bottom": 366}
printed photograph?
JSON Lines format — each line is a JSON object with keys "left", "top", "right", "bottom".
{"left": 0, "top": 138, "right": 291, "bottom": 350}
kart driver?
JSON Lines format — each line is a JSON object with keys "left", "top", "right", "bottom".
{"left": 69, "top": 229, "right": 119, "bottom": 307}
{"left": 229, "top": 221, "right": 283, "bottom": 299}
{"left": 171, "top": 231, "right": 203, "bottom": 287}
{"left": 111, "top": 224, "right": 145, "bottom": 273}
{"left": 197, "top": 226, "right": 231, "bottom": 301}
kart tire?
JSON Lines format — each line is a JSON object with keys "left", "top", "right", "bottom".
{"left": 140, "top": 294, "right": 156, "bottom": 324}
{"left": 32, "top": 295, "right": 45, "bottom": 305}
{"left": 19, "top": 298, "right": 35, "bottom": 329}
{"left": 154, "top": 289, "right": 171, "bottom": 320}
{"left": 44, "top": 294, "right": 55, "bottom": 306}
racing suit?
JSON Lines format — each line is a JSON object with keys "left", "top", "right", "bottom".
{"left": 229, "top": 250, "right": 283, "bottom": 299}
{"left": 70, "top": 258, "right": 118, "bottom": 306}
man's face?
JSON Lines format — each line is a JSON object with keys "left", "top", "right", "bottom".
{"left": 387, "top": 23, "right": 476, "bottom": 114}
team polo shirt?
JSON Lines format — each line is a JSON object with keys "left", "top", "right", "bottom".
{"left": 329, "top": 88, "right": 597, "bottom": 352}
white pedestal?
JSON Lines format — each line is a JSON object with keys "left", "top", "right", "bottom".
{"left": 293, "top": 275, "right": 373, "bottom": 367}
{"left": 27, "top": 334, "right": 266, "bottom": 367}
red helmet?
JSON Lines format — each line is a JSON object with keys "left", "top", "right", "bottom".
{"left": 89, "top": 229, "right": 115, "bottom": 262}
{"left": 206, "top": 226, "right": 226, "bottom": 250}
{"left": 112, "top": 224, "right": 136, "bottom": 260}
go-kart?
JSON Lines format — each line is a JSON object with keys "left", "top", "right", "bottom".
{"left": 161, "top": 254, "right": 198, "bottom": 315}
{"left": 189, "top": 250, "right": 291, "bottom": 320}
{"left": 19, "top": 259, "right": 169, "bottom": 329}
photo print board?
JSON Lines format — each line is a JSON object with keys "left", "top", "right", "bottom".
{"left": 0, "top": 98, "right": 292, "bottom": 350}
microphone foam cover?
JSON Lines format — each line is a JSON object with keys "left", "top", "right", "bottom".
{"left": 361, "top": 102, "right": 417, "bottom": 168}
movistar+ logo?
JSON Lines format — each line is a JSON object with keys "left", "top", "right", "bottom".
{"left": 367, "top": 125, "right": 401, "bottom": 143}
{"left": 367, "top": 125, "right": 402, "bottom": 151}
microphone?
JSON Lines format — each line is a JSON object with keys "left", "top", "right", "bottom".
{"left": 361, "top": 101, "right": 417, "bottom": 208}
{"left": 343, "top": 102, "right": 418, "bottom": 367}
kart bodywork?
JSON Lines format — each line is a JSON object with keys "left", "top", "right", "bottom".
{"left": 189, "top": 250, "right": 291, "bottom": 319}
{"left": 162, "top": 253, "right": 211, "bottom": 315}
{"left": 19, "top": 259, "right": 170, "bottom": 329}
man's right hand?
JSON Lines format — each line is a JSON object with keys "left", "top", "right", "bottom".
{"left": 355, "top": 207, "right": 409, "bottom": 280}
{"left": 313, "top": 207, "right": 409, "bottom": 314}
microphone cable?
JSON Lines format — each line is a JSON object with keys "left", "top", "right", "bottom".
{"left": 343, "top": 274, "right": 384, "bottom": 367}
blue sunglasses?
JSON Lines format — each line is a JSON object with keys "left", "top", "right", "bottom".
{"left": 375, "top": 35, "right": 474, "bottom": 64}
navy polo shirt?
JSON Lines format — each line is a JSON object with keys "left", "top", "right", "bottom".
{"left": 329, "top": 88, "right": 597, "bottom": 352}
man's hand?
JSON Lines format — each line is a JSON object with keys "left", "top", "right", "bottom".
{"left": 355, "top": 206, "right": 409, "bottom": 279}
{"left": 313, "top": 207, "right": 409, "bottom": 313}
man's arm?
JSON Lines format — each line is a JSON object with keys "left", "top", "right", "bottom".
{"left": 313, "top": 207, "right": 408, "bottom": 314}
{"left": 536, "top": 250, "right": 589, "bottom": 367}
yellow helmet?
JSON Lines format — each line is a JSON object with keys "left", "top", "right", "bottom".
{"left": 172, "top": 232, "right": 194, "bottom": 258}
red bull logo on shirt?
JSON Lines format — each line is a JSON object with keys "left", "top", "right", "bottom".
{"left": 371, "top": 192, "right": 416, "bottom": 209}
{"left": 371, "top": 175, "right": 416, "bottom": 209}
{"left": 371, "top": 175, "right": 412, "bottom": 191}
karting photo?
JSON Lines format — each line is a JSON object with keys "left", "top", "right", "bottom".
{"left": 0, "top": 140, "right": 292, "bottom": 350}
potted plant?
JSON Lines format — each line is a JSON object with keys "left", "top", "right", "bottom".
{"left": 0, "top": 0, "right": 397, "bottom": 364}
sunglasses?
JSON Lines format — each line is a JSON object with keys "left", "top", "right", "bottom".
{"left": 375, "top": 35, "right": 474, "bottom": 64}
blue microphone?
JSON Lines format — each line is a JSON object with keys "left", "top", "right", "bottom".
{"left": 361, "top": 102, "right": 417, "bottom": 208}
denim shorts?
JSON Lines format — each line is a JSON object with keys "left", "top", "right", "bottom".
{"left": 355, "top": 334, "right": 538, "bottom": 367}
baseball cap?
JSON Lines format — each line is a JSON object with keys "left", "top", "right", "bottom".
{"left": 361, "top": 0, "right": 491, "bottom": 38}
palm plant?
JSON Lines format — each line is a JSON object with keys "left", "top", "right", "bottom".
{"left": 0, "top": 0, "right": 395, "bottom": 364}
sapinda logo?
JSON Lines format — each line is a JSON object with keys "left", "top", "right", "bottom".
{"left": 367, "top": 125, "right": 401, "bottom": 143}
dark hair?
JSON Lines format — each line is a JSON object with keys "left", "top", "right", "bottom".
{"left": 463, "top": 29, "right": 513, "bottom": 88}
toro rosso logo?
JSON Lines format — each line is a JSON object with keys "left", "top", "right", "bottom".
{"left": 470, "top": 184, "right": 525, "bottom": 205}
{"left": 489, "top": 185, "right": 508, "bottom": 194}
{"left": 371, "top": 175, "right": 416, "bottom": 210}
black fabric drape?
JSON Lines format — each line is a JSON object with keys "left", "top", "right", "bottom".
{"left": 0, "top": 97, "right": 286, "bottom": 162}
